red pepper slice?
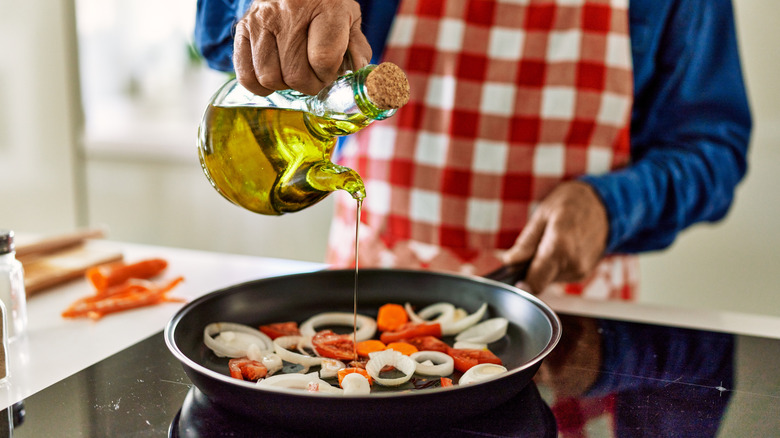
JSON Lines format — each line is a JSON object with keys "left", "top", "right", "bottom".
{"left": 447, "top": 347, "right": 503, "bottom": 373}
{"left": 379, "top": 322, "right": 442, "bottom": 344}
{"left": 259, "top": 321, "right": 301, "bottom": 339}
{"left": 228, "top": 357, "right": 268, "bottom": 381}
{"left": 403, "top": 336, "right": 450, "bottom": 353}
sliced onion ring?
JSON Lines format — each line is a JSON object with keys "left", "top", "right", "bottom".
{"left": 257, "top": 372, "right": 342, "bottom": 394}
{"left": 260, "top": 353, "right": 284, "bottom": 376}
{"left": 341, "top": 372, "right": 371, "bottom": 395}
{"left": 409, "top": 351, "right": 454, "bottom": 376}
{"left": 203, "top": 322, "right": 273, "bottom": 358}
{"left": 452, "top": 340, "right": 488, "bottom": 350}
{"left": 274, "top": 335, "right": 323, "bottom": 367}
{"left": 441, "top": 303, "right": 488, "bottom": 336}
{"left": 366, "top": 349, "right": 417, "bottom": 387}
{"left": 454, "top": 317, "right": 508, "bottom": 344}
{"left": 245, "top": 347, "right": 284, "bottom": 376}
{"left": 299, "top": 312, "right": 377, "bottom": 342}
{"left": 459, "top": 363, "right": 508, "bottom": 385}
{"left": 319, "top": 358, "right": 346, "bottom": 379}
{"left": 404, "top": 302, "right": 455, "bottom": 324}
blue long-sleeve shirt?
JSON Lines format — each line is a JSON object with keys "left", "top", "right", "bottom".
{"left": 194, "top": 0, "right": 751, "bottom": 254}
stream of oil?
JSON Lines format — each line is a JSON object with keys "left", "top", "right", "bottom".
{"left": 352, "top": 199, "right": 362, "bottom": 360}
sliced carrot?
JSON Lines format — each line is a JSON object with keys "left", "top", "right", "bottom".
{"left": 337, "top": 367, "right": 373, "bottom": 387}
{"left": 376, "top": 303, "right": 409, "bottom": 332}
{"left": 62, "top": 276, "right": 185, "bottom": 320}
{"left": 86, "top": 278, "right": 185, "bottom": 320}
{"left": 356, "top": 339, "right": 386, "bottom": 357}
{"left": 86, "top": 258, "right": 168, "bottom": 292}
{"left": 385, "top": 341, "right": 419, "bottom": 356}
{"left": 73, "top": 282, "right": 151, "bottom": 305}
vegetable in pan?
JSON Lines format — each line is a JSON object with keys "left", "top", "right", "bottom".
{"left": 203, "top": 301, "right": 511, "bottom": 394}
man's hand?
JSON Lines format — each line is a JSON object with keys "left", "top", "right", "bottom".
{"left": 503, "top": 181, "right": 609, "bottom": 294}
{"left": 234, "top": 0, "right": 372, "bottom": 96}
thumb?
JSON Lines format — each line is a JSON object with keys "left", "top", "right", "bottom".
{"left": 503, "top": 214, "right": 546, "bottom": 266}
{"left": 347, "top": 20, "right": 372, "bottom": 69}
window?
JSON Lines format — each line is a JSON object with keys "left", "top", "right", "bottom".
{"left": 76, "top": 0, "right": 228, "bottom": 160}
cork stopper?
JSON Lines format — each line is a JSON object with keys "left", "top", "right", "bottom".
{"left": 364, "top": 62, "right": 410, "bottom": 110}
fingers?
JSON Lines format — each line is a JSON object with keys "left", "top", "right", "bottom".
{"left": 232, "top": 0, "right": 369, "bottom": 96}
{"left": 307, "top": 12, "right": 352, "bottom": 86}
{"left": 501, "top": 181, "right": 609, "bottom": 294}
{"left": 234, "top": 23, "right": 278, "bottom": 96}
{"left": 346, "top": 18, "right": 372, "bottom": 70}
{"left": 525, "top": 241, "right": 560, "bottom": 295}
{"left": 269, "top": 8, "right": 326, "bottom": 95}
{"left": 503, "top": 212, "right": 559, "bottom": 294}
{"left": 503, "top": 213, "right": 544, "bottom": 266}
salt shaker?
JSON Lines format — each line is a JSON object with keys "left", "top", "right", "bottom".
{"left": 0, "top": 230, "right": 27, "bottom": 341}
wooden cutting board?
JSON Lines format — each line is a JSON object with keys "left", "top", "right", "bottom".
{"left": 20, "top": 241, "right": 123, "bottom": 296}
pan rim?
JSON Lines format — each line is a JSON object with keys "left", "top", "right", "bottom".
{"left": 164, "top": 268, "right": 562, "bottom": 399}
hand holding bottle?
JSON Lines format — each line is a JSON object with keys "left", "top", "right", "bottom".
{"left": 234, "top": 0, "right": 373, "bottom": 96}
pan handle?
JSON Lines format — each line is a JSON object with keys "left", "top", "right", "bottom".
{"left": 484, "top": 260, "right": 530, "bottom": 286}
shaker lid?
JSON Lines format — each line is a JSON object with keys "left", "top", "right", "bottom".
{"left": 0, "top": 229, "right": 14, "bottom": 254}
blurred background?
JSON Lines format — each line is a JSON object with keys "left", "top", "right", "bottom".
{"left": 0, "top": 0, "right": 778, "bottom": 317}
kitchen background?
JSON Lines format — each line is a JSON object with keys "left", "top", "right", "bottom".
{"left": 1, "top": 0, "right": 778, "bottom": 317}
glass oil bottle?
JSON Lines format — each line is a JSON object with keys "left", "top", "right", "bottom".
{"left": 198, "top": 62, "right": 409, "bottom": 215}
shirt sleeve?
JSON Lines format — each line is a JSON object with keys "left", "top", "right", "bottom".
{"left": 580, "top": 0, "right": 752, "bottom": 253}
{"left": 194, "top": 0, "right": 255, "bottom": 72}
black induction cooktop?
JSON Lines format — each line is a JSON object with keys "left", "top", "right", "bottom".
{"left": 5, "top": 313, "right": 780, "bottom": 437}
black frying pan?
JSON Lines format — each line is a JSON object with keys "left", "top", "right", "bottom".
{"left": 164, "top": 267, "right": 559, "bottom": 435}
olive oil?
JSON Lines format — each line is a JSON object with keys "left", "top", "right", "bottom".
{"left": 352, "top": 199, "right": 362, "bottom": 360}
{"left": 197, "top": 63, "right": 409, "bottom": 216}
{"left": 199, "top": 104, "right": 368, "bottom": 215}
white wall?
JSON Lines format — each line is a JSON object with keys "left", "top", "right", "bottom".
{"left": 0, "top": 1, "right": 83, "bottom": 233}
{"left": 637, "top": 1, "right": 780, "bottom": 316}
{"left": 83, "top": 152, "right": 336, "bottom": 263}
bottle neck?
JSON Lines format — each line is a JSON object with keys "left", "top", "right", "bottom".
{"left": 348, "top": 65, "right": 398, "bottom": 121}
{"left": 304, "top": 65, "right": 398, "bottom": 139}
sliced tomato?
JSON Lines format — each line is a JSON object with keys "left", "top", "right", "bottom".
{"left": 311, "top": 330, "right": 356, "bottom": 361}
{"left": 440, "top": 377, "right": 453, "bottom": 387}
{"left": 228, "top": 358, "right": 244, "bottom": 379}
{"left": 447, "top": 347, "right": 503, "bottom": 373}
{"left": 259, "top": 321, "right": 301, "bottom": 339}
{"left": 228, "top": 357, "right": 268, "bottom": 381}
{"left": 379, "top": 322, "right": 442, "bottom": 344}
{"left": 403, "top": 336, "right": 450, "bottom": 353}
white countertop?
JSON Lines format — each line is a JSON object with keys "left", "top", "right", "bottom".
{"left": 0, "top": 241, "right": 324, "bottom": 411}
{"left": 2, "top": 240, "right": 779, "bottom": 411}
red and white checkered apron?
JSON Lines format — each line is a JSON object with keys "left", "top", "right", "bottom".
{"left": 328, "top": 0, "right": 639, "bottom": 300}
